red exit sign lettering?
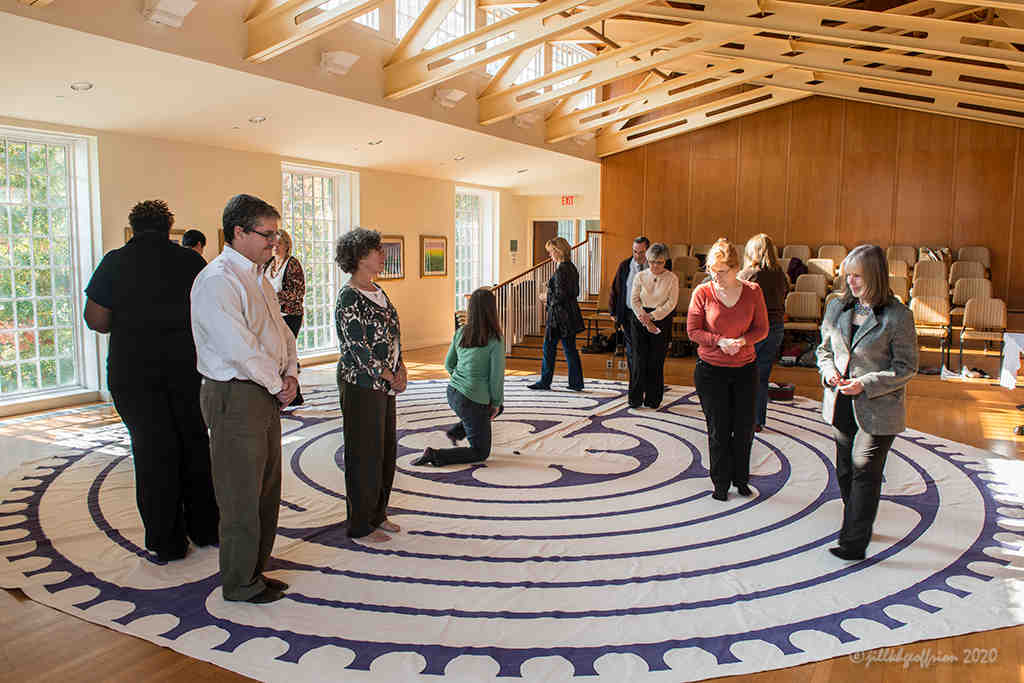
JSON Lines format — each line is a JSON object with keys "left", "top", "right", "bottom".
{"left": 561, "top": 195, "right": 575, "bottom": 206}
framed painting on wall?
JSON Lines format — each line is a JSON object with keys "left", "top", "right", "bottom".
{"left": 379, "top": 235, "right": 405, "bottom": 280}
{"left": 420, "top": 235, "right": 447, "bottom": 278}
{"left": 124, "top": 226, "right": 191, "bottom": 245}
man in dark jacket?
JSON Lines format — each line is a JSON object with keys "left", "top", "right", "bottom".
{"left": 609, "top": 236, "right": 671, "bottom": 372}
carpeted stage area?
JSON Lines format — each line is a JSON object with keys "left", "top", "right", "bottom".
{"left": 0, "top": 377, "right": 1023, "bottom": 682}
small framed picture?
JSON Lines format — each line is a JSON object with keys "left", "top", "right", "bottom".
{"left": 379, "top": 235, "right": 405, "bottom": 280}
{"left": 420, "top": 235, "right": 447, "bottom": 278}
{"left": 124, "top": 226, "right": 190, "bottom": 245}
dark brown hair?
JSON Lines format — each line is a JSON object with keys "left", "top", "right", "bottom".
{"left": 460, "top": 288, "right": 503, "bottom": 348}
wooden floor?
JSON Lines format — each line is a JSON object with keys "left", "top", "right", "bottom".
{"left": 2, "top": 345, "right": 1023, "bottom": 682}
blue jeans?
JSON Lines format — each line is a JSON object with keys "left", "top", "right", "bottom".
{"left": 754, "top": 321, "right": 785, "bottom": 427}
{"left": 538, "top": 328, "right": 584, "bottom": 390}
{"left": 432, "top": 385, "right": 493, "bottom": 466}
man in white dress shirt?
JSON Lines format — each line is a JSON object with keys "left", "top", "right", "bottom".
{"left": 191, "top": 194, "right": 298, "bottom": 604}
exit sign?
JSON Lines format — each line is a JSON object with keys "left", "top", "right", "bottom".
{"left": 561, "top": 195, "right": 575, "bottom": 206}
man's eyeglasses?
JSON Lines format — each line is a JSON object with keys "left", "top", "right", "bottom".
{"left": 249, "top": 228, "right": 280, "bottom": 241}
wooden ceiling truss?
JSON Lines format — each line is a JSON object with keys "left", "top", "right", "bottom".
{"left": 243, "top": 0, "right": 1024, "bottom": 155}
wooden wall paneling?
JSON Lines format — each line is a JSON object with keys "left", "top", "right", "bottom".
{"left": 736, "top": 104, "right": 791, "bottom": 246}
{"left": 688, "top": 119, "right": 739, "bottom": 246}
{"left": 892, "top": 110, "right": 956, "bottom": 249}
{"left": 838, "top": 101, "right": 899, "bottom": 249}
{"left": 642, "top": 133, "right": 692, "bottom": 248}
{"left": 786, "top": 97, "right": 843, "bottom": 249}
{"left": 952, "top": 120, "right": 1017, "bottom": 301}
{"left": 1006, "top": 131, "right": 1024, "bottom": 311}
{"left": 600, "top": 146, "right": 646, "bottom": 296}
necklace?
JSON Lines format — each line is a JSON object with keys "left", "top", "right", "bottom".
{"left": 269, "top": 256, "right": 285, "bottom": 277}
{"left": 854, "top": 301, "right": 872, "bottom": 316}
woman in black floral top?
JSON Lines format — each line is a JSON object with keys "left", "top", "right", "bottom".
{"left": 335, "top": 228, "right": 406, "bottom": 543}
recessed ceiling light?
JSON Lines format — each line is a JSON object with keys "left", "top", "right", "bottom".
{"left": 367, "top": 139, "right": 383, "bottom": 146}
{"left": 69, "top": 81, "right": 94, "bottom": 93}
{"left": 516, "top": 168, "right": 528, "bottom": 174}
{"left": 453, "top": 154, "right": 465, "bottom": 161}
{"left": 248, "top": 115, "right": 267, "bottom": 124}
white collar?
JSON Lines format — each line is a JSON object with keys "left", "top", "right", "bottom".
{"left": 221, "top": 244, "right": 264, "bottom": 276}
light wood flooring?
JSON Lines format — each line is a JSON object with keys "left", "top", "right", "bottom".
{"left": 1, "top": 345, "right": 1022, "bottom": 682}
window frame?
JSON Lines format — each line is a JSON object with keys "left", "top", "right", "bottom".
{"left": 0, "top": 125, "right": 100, "bottom": 408}
{"left": 280, "top": 162, "right": 360, "bottom": 359}
{"left": 454, "top": 186, "right": 499, "bottom": 311}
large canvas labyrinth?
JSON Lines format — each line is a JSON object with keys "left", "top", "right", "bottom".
{"left": 1, "top": 377, "right": 1023, "bottom": 682}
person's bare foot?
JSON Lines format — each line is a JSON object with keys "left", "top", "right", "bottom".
{"left": 378, "top": 520, "right": 401, "bottom": 533}
{"left": 359, "top": 530, "right": 391, "bottom": 543}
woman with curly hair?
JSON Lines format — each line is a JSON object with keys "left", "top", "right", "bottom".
{"left": 335, "top": 227, "right": 406, "bottom": 543}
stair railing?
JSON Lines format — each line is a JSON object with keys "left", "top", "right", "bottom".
{"left": 491, "top": 232, "right": 602, "bottom": 355}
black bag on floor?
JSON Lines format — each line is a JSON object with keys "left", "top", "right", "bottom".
{"left": 581, "top": 333, "right": 610, "bottom": 354}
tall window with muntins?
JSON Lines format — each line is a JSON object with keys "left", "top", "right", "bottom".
{"left": 550, "top": 42, "right": 596, "bottom": 109}
{"left": 454, "top": 188, "right": 498, "bottom": 311}
{"left": 397, "top": 0, "right": 473, "bottom": 57}
{"left": 0, "top": 136, "right": 81, "bottom": 399}
{"left": 281, "top": 166, "right": 358, "bottom": 356}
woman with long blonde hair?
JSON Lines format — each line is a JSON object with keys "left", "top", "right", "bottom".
{"left": 528, "top": 236, "right": 585, "bottom": 391}
{"left": 739, "top": 234, "right": 789, "bottom": 431}
{"left": 264, "top": 229, "right": 306, "bottom": 405}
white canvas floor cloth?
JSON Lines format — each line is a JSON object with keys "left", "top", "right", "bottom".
{"left": 1, "top": 377, "right": 1022, "bottom": 682}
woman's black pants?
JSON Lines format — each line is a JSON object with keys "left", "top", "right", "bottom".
{"left": 693, "top": 359, "right": 757, "bottom": 492}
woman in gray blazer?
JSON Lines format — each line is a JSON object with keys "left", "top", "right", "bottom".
{"left": 816, "top": 244, "right": 918, "bottom": 561}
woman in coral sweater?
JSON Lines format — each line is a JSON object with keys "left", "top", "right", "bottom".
{"left": 686, "top": 238, "right": 769, "bottom": 501}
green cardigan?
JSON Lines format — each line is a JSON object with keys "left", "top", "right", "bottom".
{"left": 445, "top": 327, "right": 505, "bottom": 407}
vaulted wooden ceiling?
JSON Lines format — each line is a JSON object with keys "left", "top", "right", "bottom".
{"left": 243, "top": 0, "right": 1024, "bottom": 156}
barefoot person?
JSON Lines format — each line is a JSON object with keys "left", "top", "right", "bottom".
{"left": 335, "top": 228, "right": 406, "bottom": 543}
{"left": 415, "top": 288, "right": 505, "bottom": 467}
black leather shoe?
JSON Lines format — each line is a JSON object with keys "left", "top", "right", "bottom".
{"left": 527, "top": 382, "right": 551, "bottom": 390}
{"left": 711, "top": 489, "right": 728, "bottom": 501}
{"left": 411, "top": 448, "right": 437, "bottom": 466}
{"left": 568, "top": 385, "right": 584, "bottom": 392}
{"left": 155, "top": 544, "right": 188, "bottom": 562}
{"left": 244, "top": 587, "right": 285, "bottom": 604}
{"left": 262, "top": 576, "right": 289, "bottom": 591}
{"left": 829, "top": 546, "right": 865, "bottom": 561}
{"left": 735, "top": 483, "right": 752, "bottom": 496}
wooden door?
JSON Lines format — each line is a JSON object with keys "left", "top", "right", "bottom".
{"left": 533, "top": 221, "right": 558, "bottom": 265}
